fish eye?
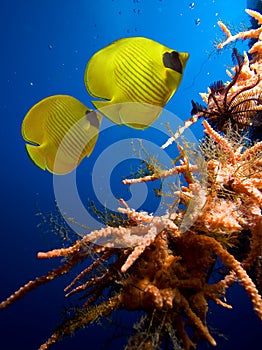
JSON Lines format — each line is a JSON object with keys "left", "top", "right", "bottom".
{"left": 163, "top": 51, "right": 183, "bottom": 74}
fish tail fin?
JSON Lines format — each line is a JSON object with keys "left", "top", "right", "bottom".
{"left": 26, "top": 139, "right": 85, "bottom": 175}
{"left": 25, "top": 144, "right": 46, "bottom": 171}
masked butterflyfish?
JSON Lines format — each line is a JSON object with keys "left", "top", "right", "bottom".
{"left": 21, "top": 95, "right": 102, "bottom": 174}
{"left": 84, "top": 37, "right": 189, "bottom": 129}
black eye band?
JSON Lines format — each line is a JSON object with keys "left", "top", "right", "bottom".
{"left": 85, "top": 110, "right": 100, "bottom": 129}
{"left": 163, "top": 51, "right": 183, "bottom": 74}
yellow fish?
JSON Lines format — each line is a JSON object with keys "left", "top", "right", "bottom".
{"left": 21, "top": 95, "right": 102, "bottom": 174}
{"left": 84, "top": 37, "right": 189, "bottom": 129}
{"left": 21, "top": 37, "right": 188, "bottom": 174}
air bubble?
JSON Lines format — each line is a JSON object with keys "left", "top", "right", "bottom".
{"left": 189, "top": 2, "right": 194, "bottom": 9}
{"left": 195, "top": 18, "right": 200, "bottom": 25}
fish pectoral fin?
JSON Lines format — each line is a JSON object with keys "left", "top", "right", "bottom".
{"left": 91, "top": 99, "right": 122, "bottom": 125}
{"left": 119, "top": 102, "right": 163, "bottom": 129}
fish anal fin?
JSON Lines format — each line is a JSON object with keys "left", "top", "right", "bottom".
{"left": 91, "top": 100, "right": 122, "bottom": 125}
{"left": 120, "top": 102, "right": 162, "bottom": 129}
{"left": 92, "top": 100, "right": 162, "bottom": 129}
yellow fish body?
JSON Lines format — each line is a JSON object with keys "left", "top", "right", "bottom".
{"left": 21, "top": 95, "right": 101, "bottom": 174}
{"left": 84, "top": 37, "right": 189, "bottom": 129}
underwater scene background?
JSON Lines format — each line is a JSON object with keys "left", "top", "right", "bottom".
{"left": 1, "top": 0, "right": 262, "bottom": 349}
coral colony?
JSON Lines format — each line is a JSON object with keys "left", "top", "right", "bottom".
{"left": 1, "top": 9, "right": 262, "bottom": 350}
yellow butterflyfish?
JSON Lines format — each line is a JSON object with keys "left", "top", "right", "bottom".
{"left": 21, "top": 37, "right": 189, "bottom": 174}
{"left": 21, "top": 95, "right": 102, "bottom": 174}
{"left": 84, "top": 37, "right": 189, "bottom": 129}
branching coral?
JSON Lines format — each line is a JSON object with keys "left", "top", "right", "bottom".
{"left": 1, "top": 8, "right": 262, "bottom": 350}
{"left": 1, "top": 118, "right": 262, "bottom": 349}
{"left": 162, "top": 9, "right": 262, "bottom": 150}
{"left": 191, "top": 50, "right": 262, "bottom": 133}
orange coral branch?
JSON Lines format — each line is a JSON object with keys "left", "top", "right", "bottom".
{"left": 186, "top": 233, "right": 262, "bottom": 319}
{"left": 38, "top": 240, "right": 82, "bottom": 258}
{"left": 0, "top": 254, "right": 82, "bottom": 310}
{"left": 122, "top": 164, "right": 198, "bottom": 185}
{"left": 217, "top": 9, "right": 262, "bottom": 54}
{"left": 203, "top": 120, "right": 236, "bottom": 164}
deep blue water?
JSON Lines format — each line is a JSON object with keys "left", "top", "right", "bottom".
{"left": 1, "top": 0, "right": 262, "bottom": 349}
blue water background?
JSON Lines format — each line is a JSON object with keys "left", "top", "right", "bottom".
{"left": 1, "top": 0, "right": 261, "bottom": 349}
